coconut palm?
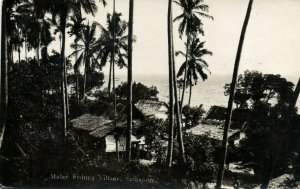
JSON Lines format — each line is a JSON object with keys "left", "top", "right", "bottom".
{"left": 126, "top": 0, "right": 134, "bottom": 161}
{"left": 49, "top": 0, "right": 106, "bottom": 137}
{"left": 1, "top": 0, "right": 22, "bottom": 150}
{"left": 176, "top": 37, "right": 212, "bottom": 105}
{"left": 174, "top": 0, "right": 213, "bottom": 109}
{"left": 16, "top": 0, "right": 51, "bottom": 64}
{"left": 99, "top": 12, "right": 129, "bottom": 94}
{"left": 166, "top": 0, "right": 175, "bottom": 168}
{"left": 67, "top": 15, "right": 86, "bottom": 102}
{"left": 216, "top": 0, "right": 254, "bottom": 188}
{"left": 69, "top": 22, "right": 102, "bottom": 98}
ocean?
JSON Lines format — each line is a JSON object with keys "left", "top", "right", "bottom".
{"left": 107, "top": 74, "right": 300, "bottom": 111}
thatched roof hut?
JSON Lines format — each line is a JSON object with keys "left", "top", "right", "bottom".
{"left": 204, "top": 106, "right": 252, "bottom": 129}
{"left": 205, "top": 105, "right": 227, "bottom": 121}
{"left": 186, "top": 124, "right": 239, "bottom": 141}
{"left": 135, "top": 100, "right": 168, "bottom": 120}
{"left": 89, "top": 121, "right": 126, "bottom": 138}
{"left": 70, "top": 114, "right": 112, "bottom": 132}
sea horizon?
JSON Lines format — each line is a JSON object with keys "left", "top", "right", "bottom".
{"left": 103, "top": 73, "right": 300, "bottom": 111}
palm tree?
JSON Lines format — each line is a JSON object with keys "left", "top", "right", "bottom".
{"left": 49, "top": 0, "right": 106, "bottom": 137}
{"left": 18, "top": 0, "right": 51, "bottom": 65}
{"left": 0, "top": 0, "right": 8, "bottom": 150}
{"left": 126, "top": 0, "right": 134, "bottom": 161}
{"left": 99, "top": 12, "right": 129, "bottom": 94}
{"left": 67, "top": 15, "right": 86, "bottom": 102}
{"left": 166, "top": 0, "right": 175, "bottom": 168}
{"left": 216, "top": 0, "right": 254, "bottom": 188}
{"left": 174, "top": 0, "right": 213, "bottom": 109}
{"left": 176, "top": 37, "right": 212, "bottom": 106}
{"left": 69, "top": 22, "right": 101, "bottom": 98}
{"left": 172, "top": 33, "right": 186, "bottom": 164}
{"left": 1, "top": 0, "right": 21, "bottom": 149}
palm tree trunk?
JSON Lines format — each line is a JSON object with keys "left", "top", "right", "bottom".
{"left": 116, "top": 138, "right": 119, "bottom": 161}
{"left": 8, "top": 43, "right": 13, "bottom": 63}
{"left": 126, "top": 0, "right": 134, "bottom": 162}
{"left": 24, "top": 36, "right": 28, "bottom": 63}
{"left": 112, "top": 0, "right": 118, "bottom": 161}
{"left": 61, "top": 18, "right": 68, "bottom": 137}
{"left": 166, "top": 0, "right": 174, "bottom": 168}
{"left": 172, "top": 27, "right": 186, "bottom": 163}
{"left": 180, "top": 34, "right": 190, "bottom": 110}
{"left": 36, "top": 30, "right": 40, "bottom": 66}
{"left": 75, "top": 41, "right": 79, "bottom": 103}
{"left": 216, "top": 0, "right": 253, "bottom": 188}
{"left": 63, "top": 34, "right": 69, "bottom": 120}
{"left": 0, "top": 0, "right": 8, "bottom": 149}
{"left": 188, "top": 75, "right": 192, "bottom": 106}
{"left": 83, "top": 56, "right": 87, "bottom": 96}
{"left": 108, "top": 60, "right": 112, "bottom": 95}
{"left": 18, "top": 47, "right": 21, "bottom": 63}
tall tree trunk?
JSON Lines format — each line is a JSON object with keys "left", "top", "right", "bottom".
{"left": 166, "top": 0, "right": 174, "bottom": 168}
{"left": 112, "top": 0, "right": 118, "bottom": 161}
{"left": 18, "top": 47, "right": 21, "bottom": 63}
{"left": 36, "top": 29, "right": 40, "bottom": 66}
{"left": 108, "top": 60, "right": 112, "bottom": 95}
{"left": 24, "top": 37, "right": 28, "bottom": 63}
{"left": 8, "top": 43, "right": 13, "bottom": 63}
{"left": 61, "top": 18, "right": 68, "bottom": 137}
{"left": 116, "top": 138, "right": 119, "bottom": 161}
{"left": 75, "top": 41, "right": 79, "bottom": 103}
{"left": 172, "top": 25, "right": 186, "bottom": 163}
{"left": 188, "top": 75, "right": 192, "bottom": 106}
{"left": 216, "top": 0, "right": 253, "bottom": 188}
{"left": 62, "top": 27, "right": 69, "bottom": 121}
{"left": 83, "top": 55, "right": 87, "bottom": 95}
{"left": 180, "top": 34, "right": 190, "bottom": 110}
{"left": 0, "top": 0, "right": 8, "bottom": 149}
{"left": 126, "top": 0, "right": 134, "bottom": 162}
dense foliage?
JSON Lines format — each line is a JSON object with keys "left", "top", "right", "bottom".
{"left": 182, "top": 105, "right": 206, "bottom": 129}
{"left": 222, "top": 71, "right": 299, "bottom": 186}
{"left": 115, "top": 82, "right": 159, "bottom": 103}
{"left": 224, "top": 70, "right": 294, "bottom": 109}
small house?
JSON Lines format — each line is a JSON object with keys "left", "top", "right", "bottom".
{"left": 186, "top": 123, "right": 246, "bottom": 147}
{"left": 70, "top": 114, "right": 147, "bottom": 159}
{"left": 134, "top": 100, "right": 168, "bottom": 121}
{"left": 203, "top": 105, "right": 252, "bottom": 129}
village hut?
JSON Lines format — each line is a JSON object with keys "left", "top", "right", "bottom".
{"left": 203, "top": 105, "right": 252, "bottom": 129}
{"left": 186, "top": 124, "right": 245, "bottom": 147}
{"left": 134, "top": 100, "right": 168, "bottom": 121}
{"left": 70, "top": 114, "right": 112, "bottom": 132}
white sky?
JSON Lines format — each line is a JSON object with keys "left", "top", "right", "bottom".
{"left": 3, "top": 0, "right": 300, "bottom": 79}
{"left": 79, "top": 0, "right": 300, "bottom": 79}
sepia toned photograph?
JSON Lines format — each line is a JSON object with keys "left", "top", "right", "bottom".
{"left": 0, "top": 0, "right": 300, "bottom": 188}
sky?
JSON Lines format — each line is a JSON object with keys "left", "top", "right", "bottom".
{"left": 2, "top": 0, "right": 300, "bottom": 79}
{"left": 72, "top": 0, "right": 300, "bottom": 79}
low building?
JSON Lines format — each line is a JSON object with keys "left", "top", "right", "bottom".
{"left": 70, "top": 114, "right": 148, "bottom": 159}
{"left": 186, "top": 123, "right": 245, "bottom": 147}
{"left": 134, "top": 100, "right": 168, "bottom": 121}
{"left": 204, "top": 105, "right": 252, "bottom": 129}
{"left": 70, "top": 100, "right": 169, "bottom": 159}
